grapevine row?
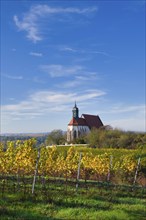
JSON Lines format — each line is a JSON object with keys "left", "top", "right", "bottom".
{"left": 0, "top": 139, "right": 137, "bottom": 183}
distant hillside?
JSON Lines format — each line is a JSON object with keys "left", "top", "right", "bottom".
{"left": 0, "top": 133, "right": 49, "bottom": 145}
{"left": 1, "top": 132, "right": 49, "bottom": 136}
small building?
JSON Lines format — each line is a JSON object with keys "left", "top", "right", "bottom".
{"left": 67, "top": 103, "right": 104, "bottom": 142}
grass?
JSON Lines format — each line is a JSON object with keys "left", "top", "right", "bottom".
{"left": 0, "top": 180, "right": 145, "bottom": 220}
{"left": 0, "top": 145, "right": 146, "bottom": 219}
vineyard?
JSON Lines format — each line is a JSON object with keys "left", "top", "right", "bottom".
{"left": 0, "top": 139, "right": 146, "bottom": 219}
{"left": 0, "top": 139, "right": 146, "bottom": 187}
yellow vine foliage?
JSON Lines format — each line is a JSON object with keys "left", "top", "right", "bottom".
{"left": 0, "top": 140, "right": 137, "bottom": 181}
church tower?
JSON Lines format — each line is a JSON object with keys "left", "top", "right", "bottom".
{"left": 67, "top": 103, "right": 90, "bottom": 142}
{"left": 72, "top": 102, "right": 79, "bottom": 119}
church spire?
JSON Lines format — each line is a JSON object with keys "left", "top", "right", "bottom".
{"left": 72, "top": 102, "right": 79, "bottom": 119}
{"left": 75, "top": 101, "right": 77, "bottom": 107}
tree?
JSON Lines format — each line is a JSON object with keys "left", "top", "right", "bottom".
{"left": 46, "top": 130, "right": 66, "bottom": 145}
{"left": 87, "top": 128, "right": 101, "bottom": 147}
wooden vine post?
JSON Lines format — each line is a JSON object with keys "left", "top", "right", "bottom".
{"left": 76, "top": 152, "right": 82, "bottom": 192}
{"left": 133, "top": 157, "right": 141, "bottom": 185}
{"left": 107, "top": 155, "right": 113, "bottom": 182}
{"left": 32, "top": 147, "right": 41, "bottom": 194}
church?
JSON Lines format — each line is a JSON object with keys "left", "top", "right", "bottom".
{"left": 67, "top": 103, "right": 104, "bottom": 142}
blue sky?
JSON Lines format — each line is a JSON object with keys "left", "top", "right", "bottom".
{"left": 1, "top": 0, "right": 145, "bottom": 133}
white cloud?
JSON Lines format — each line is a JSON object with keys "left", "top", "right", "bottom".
{"left": 40, "top": 64, "right": 100, "bottom": 79}
{"left": 57, "top": 73, "right": 99, "bottom": 88}
{"left": 60, "top": 46, "right": 77, "bottom": 52}
{"left": 2, "top": 74, "right": 23, "bottom": 80}
{"left": 1, "top": 90, "right": 145, "bottom": 132}
{"left": 14, "top": 5, "right": 98, "bottom": 42}
{"left": 30, "top": 90, "right": 105, "bottom": 104}
{"left": 58, "top": 80, "right": 82, "bottom": 88}
{"left": 14, "top": 15, "right": 42, "bottom": 43}
{"left": 76, "top": 72, "right": 98, "bottom": 80}
{"left": 30, "top": 52, "right": 43, "bottom": 57}
{"left": 90, "top": 51, "right": 109, "bottom": 56}
{"left": 59, "top": 45, "right": 109, "bottom": 57}
{"left": 103, "top": 104, "right": 145, "bottom": 114}
{"left": 40, "top": 64, "right": 84, "bottom": 77}
{"left": 1, "top": 89, "right": 105, "bottom": 120}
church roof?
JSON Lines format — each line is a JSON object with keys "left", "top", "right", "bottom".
{"left": 68, "top": 114, "right": 103, "bottom": 128}
{"left": 82, "top": 114, "right": 103, "bottom": 129}
{"left": 68, "top": 117, "right": 87, "bottom": 126}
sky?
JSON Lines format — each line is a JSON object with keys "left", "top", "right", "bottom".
{"left": 0, "top": 0, "right": 145, "bottom": 133}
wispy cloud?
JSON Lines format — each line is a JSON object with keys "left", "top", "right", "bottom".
{"left": 59, "top": 45, "right": 109, "bottom": 56}
{"left": 30, "top": 52, "right": 43, "bottom": 57}
{"left": 103, "top": 104, "right": 145, "bottom": 114}
{"left": 75, "top": 74, "right": 98, "bottom": 80}
{"left": 59, "top": 45, "right": 110, "bottom": 59}
{"left": 14, "top": 5, "right": 98, "bottom": 42}
{"left": 57, "top": 73, "right": 99, "bottom": 88}
{"left": 90, "top": 51, "right": 109, "bottom": 56}
{"left": 1, "top": 89, "right": 145, "bottom": 132}
{"left": 60, "top": 46, "right": 77, "bottom": 52}
{"left": 2, "top": 74, "right": 23, "bottom": 80}
{"left": 40, "top": 64, "right": 84, "bottom": 77}
{"left": 1, "top": 89, "right": 105, "bottom": 120}
{"left": 59, "top": 79, "right": 83, "bottom": 88}
{"left": 40, "top": 64, "right": 100, "bottom": 80}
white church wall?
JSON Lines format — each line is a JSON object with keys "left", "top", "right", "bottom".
{"left": 67, "top": 125, "right": 90, "bottom": 142}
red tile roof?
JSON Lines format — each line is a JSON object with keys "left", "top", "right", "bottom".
{"left": 68, "top": 114, "right": 103, "bottom": 129}
{"left": 82, "top": 114, "right": 103, "bottom": 129}
{"left": 68, "top": 117, "right": 87, "bottom": 126}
